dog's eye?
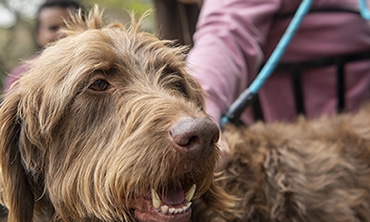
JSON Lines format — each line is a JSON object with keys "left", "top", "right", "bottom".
{"left": 89, "top": 79, "right": 110, "bottom": 91}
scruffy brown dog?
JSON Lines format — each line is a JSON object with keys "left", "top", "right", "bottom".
{"left": 195, "top": 105, "right": 370, "bottom": 221}
{"left": 0, "top": 6, "right": 234, "bottom": 222}
{"left": 1, "top": 6, "right": 370, "bottom": 222}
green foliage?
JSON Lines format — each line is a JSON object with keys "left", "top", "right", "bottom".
{"left": 85, "top": 0, "right": 152, "bottom": 15}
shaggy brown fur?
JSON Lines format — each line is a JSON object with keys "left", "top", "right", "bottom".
{"left": 0, "top": 7, "right": 234, "bottom": 222}
{"left": 1, "top": 6, "right": 370, "bottom": 222}
{"left": 194, "top": 104, "right": 370, "bottom": 221}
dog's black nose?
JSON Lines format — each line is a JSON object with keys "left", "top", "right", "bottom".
{"left": 169, "top": 117, "right": 220, "bottom": 160}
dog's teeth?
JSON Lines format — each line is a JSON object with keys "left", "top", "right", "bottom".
{"left": 161, "top": 205, "right": 169, "bottom": 214}
{"left": 159, "top": 202, "right": 192, "bottom": 215}
{"left": 153, "top": 185, "right": 194, "bottom": 214}
{"left": 169, "top": 207, "right": 175, "bottom": 214}
{"left": 151, "top": 189, "right": 162, "bottom": 208}
{"left": 186, "top": 202, "right": 192, "bottom": 208}
{"left": 182, "top": 205, "right": 188, "bottom": 212}
{"left": 185, "top": 184, "right": 196, "bottom": 201}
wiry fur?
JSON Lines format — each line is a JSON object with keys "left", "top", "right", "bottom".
{"left": 0, "top": 7, "right": 235, "bottom": 222}
{"left": 194, "top": 105, "right": 370, "bottom": 221}
{"left": 1, "top": 5, "right": 370, "bottom": 222}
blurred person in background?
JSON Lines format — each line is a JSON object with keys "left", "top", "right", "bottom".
{"left": 4, "top": 0, "right": 84, "bottom": 91}
{"left": 157, "top": 0, "right": 370, "bottom": 126}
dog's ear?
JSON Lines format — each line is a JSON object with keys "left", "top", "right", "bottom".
{"left": 0, "top": 93, "right": 35, "bottom": 221}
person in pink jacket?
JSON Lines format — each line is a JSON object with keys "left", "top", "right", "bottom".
{"left": 4, "top": 0, "right": 84, "bottom": 92}
{"left": 185, "top": 0, "right": 370, "bottom": 125}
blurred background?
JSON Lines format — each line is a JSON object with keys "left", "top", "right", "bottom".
{"left": 0, "top": 0, "right": 154, "bottom": 92}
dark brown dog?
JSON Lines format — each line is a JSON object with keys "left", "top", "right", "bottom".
{"left": 1, "top": 6, "right": 370, "bottom": 222}
{"left": 194, "top": 105, "right": 370, "bottom": 221}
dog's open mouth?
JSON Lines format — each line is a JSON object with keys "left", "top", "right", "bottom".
{"left": 134, "top": 182, "right": 196, "bottom": 222}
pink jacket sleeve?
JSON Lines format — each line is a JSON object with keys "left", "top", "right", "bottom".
{"left": 187, "top": 0, "right": 370, "bottom": 125}
{"left": 186, "top": 0, "right": 282, "bottom": 124}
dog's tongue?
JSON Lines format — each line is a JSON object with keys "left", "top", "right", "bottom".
{"left": 161, "top": 183, "right": 185, "bottom": 205}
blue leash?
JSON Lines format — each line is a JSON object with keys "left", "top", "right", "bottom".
{"left": 220, "top": 0, "right": 313, "bottom": 127}
{"left": 359, "top": 0, "right": 370, "bottom": 20}
{"left": 220, "top": 0, "right": 370, "bottom": 127}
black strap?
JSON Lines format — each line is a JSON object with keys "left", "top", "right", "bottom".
{"left": 253, "top": 50, "right": 370, "bottom": 121}
{"left": 252, "top": 95, "right": 264, "bottom": 121}
{"left": 336, "top": 58, "right": 345, "bottom": 113}
{"left": 252, "top": 67, "right": 306, "bottom": 121}
{"left": 275, "top": 50, "right": 370, "bottom": 72}
{"left": 251, "top": 7, "right": 366, "bottom": 121}
{"left": 277, "top": 7, "right": 360, "bottom": 19}
{"left": 291, "top": 67, "right": 305, "bottom": 115}
{"left": 276, "top": 50, "right": 370, "bottom": 114}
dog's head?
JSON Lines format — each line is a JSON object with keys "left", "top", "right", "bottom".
{"left": 0, "top": 6, "right": 235, "bottom": 221}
